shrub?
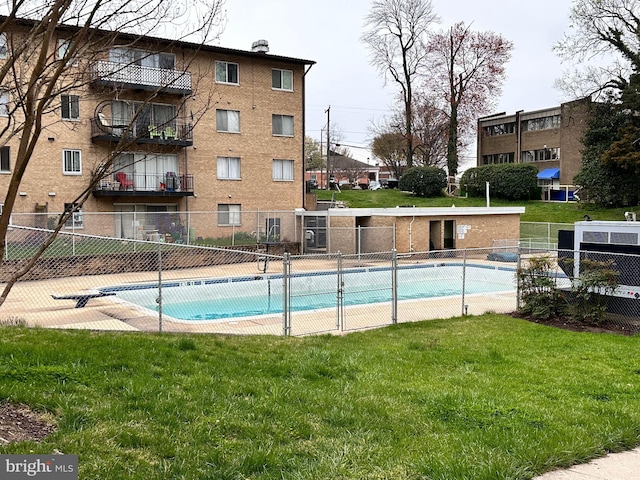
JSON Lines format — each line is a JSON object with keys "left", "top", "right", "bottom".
{"left": 461, "top": 164, "right": 539, "bottom": 200}
{"left": 517, "top": 255, "right": 564, "bottom": 319}
{"left": 568, "top": 258, "right": 619, "bottom": 325}
{"left": 398, "top": 167, "right": 447, "bottom": 197}
{"left": 518, "top": 255, "right": 620, "bottom": 325}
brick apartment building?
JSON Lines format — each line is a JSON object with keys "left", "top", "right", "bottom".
{"left": 0, "top": 16, "right": 314, "bottom": 241}
{"left": 476, "top": 97, "right": 591, "bottom": 201}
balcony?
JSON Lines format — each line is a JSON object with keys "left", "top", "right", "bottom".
{"left": 90, "top": 60, "right": 192, "bottom": 95}
{"left": 91, "top": 116, "right": 193, "bottom": 147}
{"left": 93, "top": 172, "right": 194, "bottom": 197}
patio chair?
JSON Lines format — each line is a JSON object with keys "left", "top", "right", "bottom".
{"left": 115, "top": 171, "right": 134, "bottom": 190}
{"left": 164, "top": 126, "right": 177, "bottom": 140}
{"left": 148, "top": 125, "right": 162, "bottom": 139}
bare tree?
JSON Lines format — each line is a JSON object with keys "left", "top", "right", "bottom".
{"left": 427, "top": 22, "right": 512, "bottom": 177}
{"left": 361, "top": 0, "right": 439, "bottom": 169}
{"left": 371, "top": 131, "right": 406, "bottom": 179}
{"left": 0, "top": 0, "right": 225, "bottom": 307}
{"left": 371, "top": 96, "right": 447, "bottom": 178}
{"left": 554, "top": 0, "right": 640, "bottom": 97}
{"left": 411, "top": 97, "right": 448, "bottom": 167}
{"left": 305, "top": 136, "right": 324, "bottom": 171}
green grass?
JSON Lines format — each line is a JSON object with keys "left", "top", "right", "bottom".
{"left": 316, "top": 189, "right": 634, "bottom": 223}
{"left": 1, "top": 316, "right": 639, "bottom": 479}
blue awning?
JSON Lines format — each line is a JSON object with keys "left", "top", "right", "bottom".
{"left": 537, "top": 168, "right": 560, "bottom": 180}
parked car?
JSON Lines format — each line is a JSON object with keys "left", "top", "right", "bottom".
{"left": 368, "top": 180, "right": 381, "bottom": 191}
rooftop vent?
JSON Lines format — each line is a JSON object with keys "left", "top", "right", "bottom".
{"left": 251, "top": 39, "right": 269, "bottom": 53}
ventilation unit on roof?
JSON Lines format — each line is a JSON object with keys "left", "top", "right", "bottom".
{"left": 251, "top": 40, "right": 269, "bottom": 53}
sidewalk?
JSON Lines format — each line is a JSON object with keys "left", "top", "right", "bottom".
{"left": 533, "top": 447, "right": 640, "bottom": 479}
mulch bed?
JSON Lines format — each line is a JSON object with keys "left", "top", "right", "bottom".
{"left": 0, "top": 403, "right": 57, "bottom": 445}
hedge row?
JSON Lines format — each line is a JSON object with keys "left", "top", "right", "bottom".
{"left": 398, "top": 167, "right": 448, "bottom": 197}
{"left": 460, "top": 164, "right": 540, "bottom": 200}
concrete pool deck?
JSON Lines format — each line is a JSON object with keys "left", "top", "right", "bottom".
{"left": 0, "top": 258, "right": 519, "bottom": 335}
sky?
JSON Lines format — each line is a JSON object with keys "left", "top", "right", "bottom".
{"left": 218, "top": 0, "right": 576, "bottom": 168}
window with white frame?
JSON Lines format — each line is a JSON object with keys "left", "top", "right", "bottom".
{"left": 215, "top": 61, "right": 239, "bottom": 84}
{"left": 0, "top": 90, "right": 9, "bottom": 117}
{"left": 62, "top": 149, "right": 81, "bottom": 175}
{"left": 272, "top": 69, "right": 293, "bottom": 91}
{"left": 0, "top": 32, "right": 7, "bottom": 59}
{"left": 61, "top": 94, "right": 80, "bottom": 120}
{"left": 0, "top": 146, "right": 9, "bottom": 172}
{"left": 64, "top": 202, "right": 83, "bottom": 229}
{"left": 273, "top": 159, "right": 294, "bottom": 181}
{"left": 521, "top": 147, "right": 560, "bottom": 162}
{"left": 57, "top": 39, "right": 78, "bottom": 66}
{"left": 109, "top": 47, "right": 174, "bottom": 69}
{"left": 216, "top": 109, "right": 240, "bottom": 133}
{"left": 521, "top": 115, "right": 561, "bottom": 132}
{"left": 217, "top": 156, "right": 241, "bottom": 180}
{"left": 217, "top": 204, "right": 241, "bottom": 226}
{"left": 272, "top": 114, "right": 294, "bottom": 136}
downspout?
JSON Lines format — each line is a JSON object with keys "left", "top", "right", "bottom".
{"left": 302, "top": 64, "right": 314, "bottom": 210}
{"left": 516, "top": 110, "right": 523, "bottom": 164}
{"left": 409, "top": 215, "right": 415, "bottom": 252}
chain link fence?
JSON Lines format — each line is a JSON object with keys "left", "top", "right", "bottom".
{"left": 2, "top": 226, "right": 638, "bottom": 335}
{"left": 7, "top": 210, "right": 299, "bottom": 247}
{"left": 520, "top": 222, "right": 575, "bottom": 250}
{"left": 522, "top": 248, "right": 640, "bottom": 332}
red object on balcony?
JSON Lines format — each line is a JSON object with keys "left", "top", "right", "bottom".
{"left": 115, "top": 172, "right": 134, "bottom": 190}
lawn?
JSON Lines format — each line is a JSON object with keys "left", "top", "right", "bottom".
{"left": 315, "top": 189, "right": 633, "bottom": 223}
{"left": 1, "top": 316, "right": 639, "bottom": 479}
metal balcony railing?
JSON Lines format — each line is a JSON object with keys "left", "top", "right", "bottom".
{"left": 90, "top": 61, "right": 192, "bottom": 95}
{"left": 90, "top": 117, "right": 193, "bottom": 146}
{"left": 94, "top": 172, "right": 194, "bottom": 196}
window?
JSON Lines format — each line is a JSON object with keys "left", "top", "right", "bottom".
{"left": 273, "top": 159, "right": 294, "bottom": 181}
{"left": 217, "top": 156, "right": 241, "bottom": 179}
{"left": 272, "top": 69, "right": 293, "bottom": 91}
{"left": 272, "top": 114, "right": 294, "bottom": 136}
{"left": 0, "top": 32, "right": 7, "bottom": 59}
{"left": 64, "top": 203, "right": 83, "bottom": 229}
{"left": 0, "top": 90, "right": 8, "bottom": 117}
{"left": 114, "top": 153, "right": 178, "bottom": 191}
{"left": 57, "top": 39, "right": 77, "bottom": 66}
{"left": 61, "top": 95, "right": 80, "bottom": 120}
{"left": 109, "top": 47, "right": 174, "bottom": 69}
{"left": 0, "top": 146, "right": 9, "bottom": 172}
{"left": 112, "top": 101, "right": 177, "bottom": 137}
{"left": 521, "top": 115, "right": 561, "bottom": 132}
{"left": 218, "top": 204, "right": 241, "bottom": 226}
{"left": 266, "top": 218, "right": 281, "bottom": 241}
{"left": 483, "top": 122, "right": 515, "bottom": 136}
{"left": 63, "top": 149, "right": 81, "bottom": 175}
{"left": 215, "top": 61, "right": 239, "bottom": 84}
{"left": 216, "top": 109, "right": 240, "bottom": 133}
{"left": 482, "top": 152, "right": 514, "bottom": 165}
{"left": 521, "top": 148, "right": 560, "bottom": 162}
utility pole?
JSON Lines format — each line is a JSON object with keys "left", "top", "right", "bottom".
{"left": 325, "top": 106, "right": 330, "bottom": 190}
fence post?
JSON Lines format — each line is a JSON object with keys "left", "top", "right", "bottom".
{"left": 337, "top": 252, "right": 344, "bottom": 331}
{"left": 157, "top": 242, "right": 163, "bottom": 333}
{"left": 516, "top": 246, "right": 522, "bottom": 311}
{"left": 461, "top": 248, "right": 467, "bottom": 316}
{"left": 282, "top": 252, "right": 291, "bottom": 336}
{"left": 391, "top": 248, "right": 398, "bottom": 324}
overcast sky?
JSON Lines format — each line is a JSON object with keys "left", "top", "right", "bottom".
{"left": 219, "top": 0, "right": 575, "bottom": 167}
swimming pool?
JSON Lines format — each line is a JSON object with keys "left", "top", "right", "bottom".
{"left": 104, "top": 264, "right": 516, "bottom": 321}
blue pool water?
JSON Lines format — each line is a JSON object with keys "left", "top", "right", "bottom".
{"left": 104, "top": 264, "right": 516, "bottom": 321}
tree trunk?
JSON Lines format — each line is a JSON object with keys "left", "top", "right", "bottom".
{"left": 447, "top": 103, "right": 458, "bottom": 178}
